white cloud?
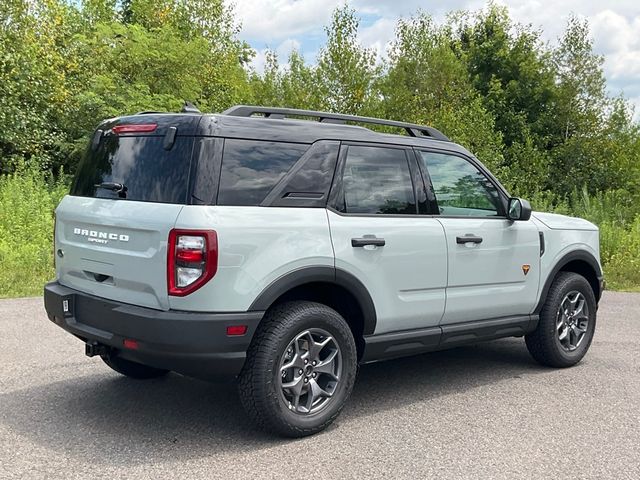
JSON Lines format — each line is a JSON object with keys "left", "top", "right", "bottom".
{"left": 357, "top": 17, "right": 397, "bottom": 61}
{"left": 226, "top": 0, "right": 341, "bottom": 41}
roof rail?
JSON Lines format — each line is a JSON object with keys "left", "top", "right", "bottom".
{"left": 222, "top": 105, "right": 450, "bottom": 141}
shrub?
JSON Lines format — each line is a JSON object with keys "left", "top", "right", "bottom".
{"left": 0, "top": 166, "right": 68, "bottom": 297}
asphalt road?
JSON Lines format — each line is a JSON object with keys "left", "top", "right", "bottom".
{"left": 1, "top": 292, "right": 639, "bottom": 479}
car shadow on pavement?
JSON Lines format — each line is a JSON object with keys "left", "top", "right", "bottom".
{"left": 0, "top": 337, "right": 548, "bottom": 465}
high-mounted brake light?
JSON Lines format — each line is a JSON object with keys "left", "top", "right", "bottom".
{"left": 112, "top": 124, "right": 157, "bottom": 134}
{"left": 167, "top": 229, "right": 217, "bottom": 296}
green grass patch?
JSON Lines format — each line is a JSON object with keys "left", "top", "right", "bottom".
{"left": 0, "top": 168, "right": 68, "bottom": 298}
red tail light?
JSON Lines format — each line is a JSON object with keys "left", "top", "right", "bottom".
{"left": 167, "top": 229, "right": 218, "bottom": 296}
{"left": 112, "top": 124, "right": 157, "bottom": 134}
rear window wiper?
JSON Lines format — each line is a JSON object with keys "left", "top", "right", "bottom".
{"left": 95, "top": 182, "right": 127, "bottom": 198}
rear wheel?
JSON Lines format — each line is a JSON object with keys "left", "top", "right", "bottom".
{"left": 238, "top": 301, "right": 357, "bottom": 437}
{"left": 101, "top": 353, "right": 169, "bottom": 379}
{"left": 525, "top": 272, "right": 597, "bottom": 368}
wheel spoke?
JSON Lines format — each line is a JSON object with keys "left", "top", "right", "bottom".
{"left": 558, "top": 325, "right": 569, "bottom": 342}
{"left": 282, "top": 373, "right": 305, "bottom": 395}
{"left": 308, "top": 335, "right": 332, "bottom": 361}
{"left": 573, "top": 298, "right": 585, "bottom": 317}
{"left": 309, "top": 378, "right": 332, "bottom": 400}
{"left": 314, "top": 349, "right": 339, "bottom": 379}
{"left": 281, "top": 352, "right": 305, "bottom": 371}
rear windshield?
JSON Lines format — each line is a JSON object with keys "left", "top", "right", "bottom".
{"left": 71, "top": 135, "right": 194, "bottom": 204}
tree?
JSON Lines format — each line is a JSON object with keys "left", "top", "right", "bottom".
{"left": 381, "top": 14, "right": 504, "bottom": 172}
{"left": 315, "top": 5, "right": 378, "bottom": 115}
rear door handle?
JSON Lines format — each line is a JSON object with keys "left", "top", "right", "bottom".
{"left": 456, "top": 235, "right": 483, "bottom": 244}
{"left": 351, "top": 237, "right": 386, "bottom": 247}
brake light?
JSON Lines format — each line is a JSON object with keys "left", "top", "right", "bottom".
{"left": 167, "top": 229, "right": 217, "bottom": 296}
{"left": 112, "top": 124, "right": 157, "bottom": 134}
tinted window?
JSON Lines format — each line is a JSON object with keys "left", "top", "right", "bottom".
{"left": 71, "top": 135, "right": 193, "bottom": 204}
{"left": 270, "top": 140, "right": 340, "bottom": 207}
{"left": 419, "top": 151, "right": 502, "bottom": 216}
{"left": 218, "top": 139, "right": 309, "bottom": 206}
{"left": 337, "top": 145, "right": 416, "bottom": 214}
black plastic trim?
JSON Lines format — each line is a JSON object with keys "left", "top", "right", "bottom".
{"left": 439, "top": 315, "right": 533, "bottom": 347}
{"left": 248, "top": 266, "right": 377, "bottom": 335}
{"left": 362, "top": 315, "right": 537, "bottom": 363}
{"left": 361, "top": 327, "right": 441, "bottom": 362}
{"left": 534, "top": 250, "right": 603, "bottom": 313}
{"left": 44, "top": 282, "right": 263, "bottom": 380}
{"left": 163, "top": 126, "right": 177, "bottom": 150}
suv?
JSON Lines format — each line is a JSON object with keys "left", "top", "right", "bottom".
{"left": 44, "top": 105, "right": 603, "bottom": 437}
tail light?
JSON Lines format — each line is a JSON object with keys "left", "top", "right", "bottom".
{"left": 167, "top": 229, "right": 217, "bottom": 296}
{"left": 112, "top": 124, "right": 157, "bottom": 134}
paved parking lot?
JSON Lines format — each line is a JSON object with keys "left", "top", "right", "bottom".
{"left": 1, "top": 292, "right": 638, "bottom": 479}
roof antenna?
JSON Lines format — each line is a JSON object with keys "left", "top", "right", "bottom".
{"left": 181, "top": 101, "right": 201, "bottom": 114}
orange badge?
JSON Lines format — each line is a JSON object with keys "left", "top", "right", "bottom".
{"left": 522, "top": 264, "right": 531, "bottom": 276}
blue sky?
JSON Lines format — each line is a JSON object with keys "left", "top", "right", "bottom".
{"left": 224, "top": 0, "right": 640, "bottom": 120}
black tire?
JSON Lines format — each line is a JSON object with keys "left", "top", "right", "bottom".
{"left": 525, "top": 272, "right": 597, "bottom": 368}
{"left": 238, "top": 301, "right": 358, "bottom": 437}
{"left": 101, "top": 353, "right": 169, "bottom": 379}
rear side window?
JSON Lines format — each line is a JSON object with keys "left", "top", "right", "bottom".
{"left": 71, "top": 135, "right": 194, "bottom": 204}
{"left": 335, "top": 145, "right": 416, "bottom": 214}
{"left": 218, "top": 139, "right": 309, "bottom": 206}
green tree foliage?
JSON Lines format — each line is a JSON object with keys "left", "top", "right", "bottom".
{"left": 1, "top": 1, "right": 640, "bottom": 292}
{"left": 381, "top": 14, "right": 504, "bottom": 171}
{"left": 315, "top": 5, "right": 379, "bottom": 115}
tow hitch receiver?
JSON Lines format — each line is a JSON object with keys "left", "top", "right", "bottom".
{"left": 85, "top": 341, "right": 109, "bottom": 358}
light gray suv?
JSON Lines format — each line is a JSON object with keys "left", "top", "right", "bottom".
{"left": 44, "top": 105, "right": 603, "bottom": 437}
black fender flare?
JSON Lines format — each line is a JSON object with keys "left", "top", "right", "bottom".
{"left": 534, "top": 249, "right": 603, "bottom": 313}
{"left": 248, "top": 266, "right": 377, "bottom": 335}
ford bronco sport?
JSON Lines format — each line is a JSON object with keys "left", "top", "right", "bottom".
{"left": 44, "top": 105, "right": 603, "bottom": 437}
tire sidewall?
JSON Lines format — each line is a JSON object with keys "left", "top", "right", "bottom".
{"left": 543, "top": 274, "right": 597, "bottom": 363}
{"left": 262, "top": 304, "right": 357, "bottom": 432}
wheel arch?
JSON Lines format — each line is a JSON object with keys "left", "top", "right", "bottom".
{"left": 249, "top": 266, "right": 377, "bottom": 358}
{"left": 535, "top": 250, "right": 603, "bottom": 314}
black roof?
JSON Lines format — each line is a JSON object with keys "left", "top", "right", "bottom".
{"left": 101, "top": 105, "right": 472, "bottom": 156}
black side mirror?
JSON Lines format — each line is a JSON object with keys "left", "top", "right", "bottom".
{"left": 507, "top": 197, "right": 532, "bottom": 221}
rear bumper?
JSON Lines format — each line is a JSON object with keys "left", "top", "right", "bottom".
{"left": 44, "top": 282, "right": 263, "bottom": 380}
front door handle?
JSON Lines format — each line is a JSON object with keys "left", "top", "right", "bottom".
{"left": 352, "top": 237, "right": 386, "bottom": 247}
{"left": 456, "top": 235, "right": 483, "bottom": 244}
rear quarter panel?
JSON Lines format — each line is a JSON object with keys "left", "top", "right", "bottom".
{"left": 169, "top": 206, "right": 334, "bottom": 312}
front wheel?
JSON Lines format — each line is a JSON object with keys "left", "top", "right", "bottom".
{"left": 525, "top": 272, "right": 597, "bottom": 368}
{"left": 238, "top": 301, "right": 358, "bottom": 437}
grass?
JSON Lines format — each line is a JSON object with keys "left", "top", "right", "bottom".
{"left": 0, "top": 167, "right": 67, "bottom": 298}
{"left": 0, "top": 171, "right": 638, "bottom": 297}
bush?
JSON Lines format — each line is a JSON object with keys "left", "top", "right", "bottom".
{"left": 599, "top": 218, "right": 640, "bottom": 291}
{"left": 0, "top": 166, "right": 68, "bottom": 297}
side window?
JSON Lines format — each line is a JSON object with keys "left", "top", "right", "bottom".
{"left": 218, "top": 139, "right": 309, "bottom": 206}
{"left": 336, "top": 145, "right": 416, "bottom": 215}
{"left": 418, "top": 151, "right": 503, "bottom": 217}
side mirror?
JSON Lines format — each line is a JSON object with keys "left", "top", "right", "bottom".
{"left": 507, "top": 197, "right": 532, "bottom": 221}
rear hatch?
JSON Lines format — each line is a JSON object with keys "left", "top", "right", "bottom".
{"left": 55, "top": 114, "right": 200, "bottom": 310}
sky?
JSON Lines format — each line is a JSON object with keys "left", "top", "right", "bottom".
{"left": 223, "top": 0, "right": 640, "bottom": 121}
